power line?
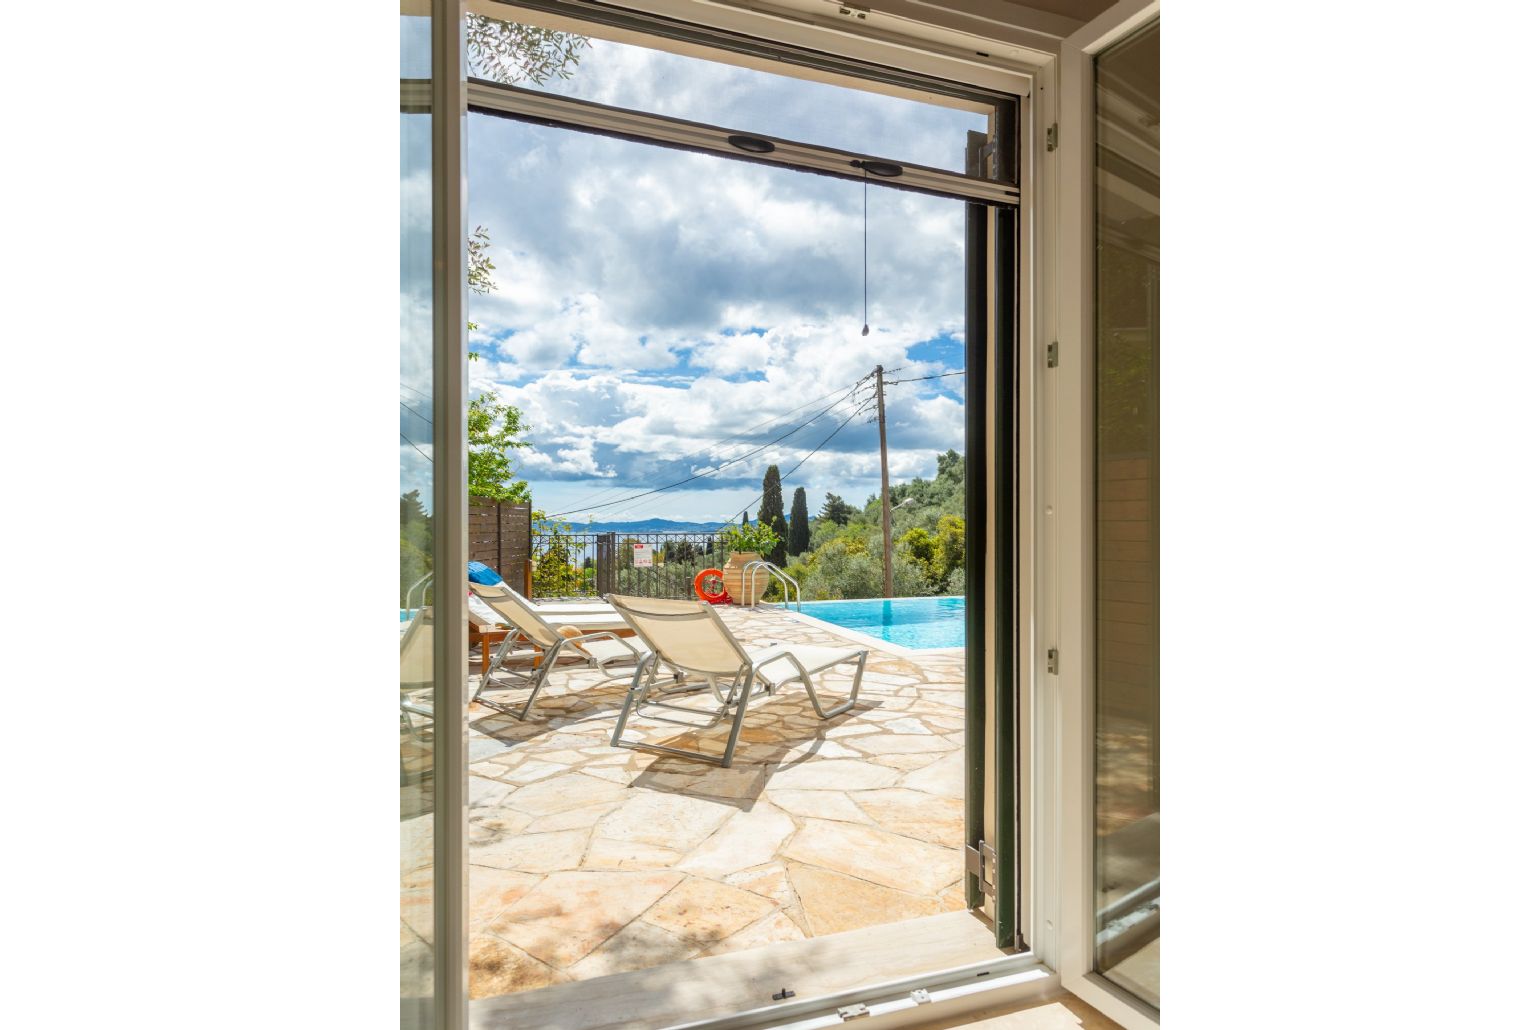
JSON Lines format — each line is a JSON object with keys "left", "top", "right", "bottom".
{"left": 561, "top": 374, "right": 872, "bottom": 512}
{"left": 720, "top": 403, "right": 867, "bottom": 528}
{"left": 885, "top": 371, "right": 965, "bottom": 384}
{"left": 685, "top": 374, "right": 872, "bottom": 460}
{"left": 597, "top": 389, "right": 867, "bottom": 521}
{"left": 543, "top": 387, "right": 867, "bottom": 519}
{"left": 547, "top": 394, "right": 858, "bottom": 520}
{"left": 601, "top": 385, "right": 868, "bottom": 526}
{"left": 400, "top": 434, "right": 433, "bottom": 465}
{"left": 557, "top": 375, "right": 874, "bottom": 511}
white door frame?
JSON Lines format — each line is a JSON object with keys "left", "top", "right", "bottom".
{"left": 1038, "top": 1, "right": 1160, "bottom": 1027}
{"left": 436, "top": 2, "right": 1183, "bottom": 1026}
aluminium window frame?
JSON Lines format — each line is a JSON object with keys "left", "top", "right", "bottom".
{"left": 470, "top": 0, "right": 1026, "bottom": 204}
{"left": 475, "top": 0, "right": 1029, "bottom": 901}
{"left": 1040, "top": 1, "right": 1161, "bottom": 1028}
{"left": 464, "top": 77, "right": 1020, "bottom": 205}
{"left": 471, "top": 2, "right": 1037, "bottom": 957}
{"left": 473, "top": 0, "right": 1048, "bottom": 96}
{"left": 428, "top": 3, "right": 471, "bottom": 1030}
{"left": 422, "top": 0, "right": 1078, "bottom": 1026}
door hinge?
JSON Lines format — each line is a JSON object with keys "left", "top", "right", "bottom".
{"left": 1046, "top": 341, "right": 1059, "bottom": 368}
{"left": 964, "top": 841, "right": 997, "bottom": 897}
{"left": 1046, "top": 123, "right": 1058, "bottom": 152}
{"left": 1047, "top": 647, "right": 1059, "bottom": 675}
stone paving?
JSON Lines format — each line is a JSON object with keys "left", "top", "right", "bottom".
{"left": 430, "top": 604, "right": 967, "bottom": 1002}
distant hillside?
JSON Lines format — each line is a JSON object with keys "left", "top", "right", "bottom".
{"left": 537, "top": 517, "right": 755, "bottom": 535}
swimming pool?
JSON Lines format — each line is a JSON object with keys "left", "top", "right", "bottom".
{"left": 798, "top": 596, "right": 965, "bottom": 650}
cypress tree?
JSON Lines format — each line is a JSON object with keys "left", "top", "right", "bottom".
{"left": 758, "top": 465, "right": 788, "bottom": 566}
{"left": 789, "top": 487, "right": 810, "bottom": 556}
{"left": 741, "top": 511, "right": 749, "bottom": 527}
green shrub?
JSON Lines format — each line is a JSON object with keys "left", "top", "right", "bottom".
{"left": 719, "top": 521, "right": 780, "bottom": 556}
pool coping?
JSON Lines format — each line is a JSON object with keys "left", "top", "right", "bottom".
{"left": 765, "top": 600, "right": 968, "bottom": 658}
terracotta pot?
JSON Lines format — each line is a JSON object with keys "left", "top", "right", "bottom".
{"left": 722, "top": 551, "right": 769, "bottom": 606}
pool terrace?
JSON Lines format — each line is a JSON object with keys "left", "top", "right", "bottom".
{"left": 401, "top": 603, "right": 970, "bottom": 1002}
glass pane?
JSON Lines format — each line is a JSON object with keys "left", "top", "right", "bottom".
{"left": 467, "top": 111, "right": 966, "bottom": 524}
{"left": 1092, "top": 17, "right": 1159, "bottom": 1011}
{"left": 400, "top": 9, "right": 435, "bottom": 1026}
{"left": 465, "top": 9, "right": 992, "bottom": 175}
{"left": 402, "top": 10, "right": 431, "bottom": 79}
{"left": 464, "top": 111, "right": 976, "bottom": 1004}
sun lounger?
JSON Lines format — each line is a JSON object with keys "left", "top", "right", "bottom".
{"left": 468, "top": 582, "right": 654, "bottom": 720}
{"left": 605, "top": 594, "right": 867, "bottom": 767}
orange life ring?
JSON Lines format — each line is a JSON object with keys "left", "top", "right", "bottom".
{"left": 694, "top": 568, "right": 729, "bottom": 604}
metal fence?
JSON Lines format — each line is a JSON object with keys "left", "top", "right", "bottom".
{"left": 529, "top": 531, "right": 731, "bottom": 600}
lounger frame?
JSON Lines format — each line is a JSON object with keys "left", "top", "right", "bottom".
{"left": 473, "top": 627, "right": 648, "bottom": 721}
{"left": 606, "top": 596, "right": 867, "bottom": 767}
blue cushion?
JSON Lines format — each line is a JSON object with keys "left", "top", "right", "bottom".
{"left": 467, "top": 561, "right": 504, "bottom": 585}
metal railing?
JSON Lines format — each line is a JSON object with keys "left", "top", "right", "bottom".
{"left": 528, "top": 532, "right": 805, "bottom": 609}
{"left": 404, "top": 571, "right": 433, "bottom": 611}
{"left": 739, "top": 560, "right": 801, "bottom": 612}
{"left": 529, "top": 531, "right": 731, "bottom": 600}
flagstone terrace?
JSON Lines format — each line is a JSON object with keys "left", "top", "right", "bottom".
{"left": 402, "top": 604, "right": 968, "bottom": 1001}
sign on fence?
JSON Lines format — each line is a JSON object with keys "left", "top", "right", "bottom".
{"left": 529, "top": 530, "right": 728, "bottom": 599}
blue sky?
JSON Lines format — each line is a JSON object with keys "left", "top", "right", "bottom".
{"left": 453, "top": 32, "right": 978, "bottom": 524}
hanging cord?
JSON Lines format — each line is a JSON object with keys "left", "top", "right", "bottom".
{"left": 861, "top": 170, "right": 870, "bottom": 336}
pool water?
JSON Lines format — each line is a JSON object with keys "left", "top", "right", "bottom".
{"left": 799, "top": 596, "right": 965, "bottom": 650}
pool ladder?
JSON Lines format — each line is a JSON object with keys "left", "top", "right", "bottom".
{"left": 738, "top": 560, "right": 801, "bottom": 612}
{"left": 405, "top": 571, "right": 433, "bottom": 612}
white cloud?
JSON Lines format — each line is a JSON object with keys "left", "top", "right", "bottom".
{"left": 461, "top": 46, "right": 974, "bottom": 522}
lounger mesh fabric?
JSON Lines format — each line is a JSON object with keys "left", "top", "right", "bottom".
{"left": 605, "top": 594, "right": 868, "bottom": 767}
{"left": 468, "top": 581, "right": 563, "bottom": 649}
{"left": 751, "top": 645, "right": 869, "bottom": 685}
{"left": 469, "top": 585, "right": 652, "bottom": 721}
{"left": 467, "top": 592, "right": 503, "bottom": 631}
{"left": 603, "top": 595, "right": 745, "bottom": 676}
{"left": 467, "top": 580, "right": 614, "bottom": 620}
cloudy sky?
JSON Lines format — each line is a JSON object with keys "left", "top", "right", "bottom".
{"left": 453, "top": 34, "right": 979, "bottom": 524}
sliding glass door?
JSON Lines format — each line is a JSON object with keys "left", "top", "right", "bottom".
{"left": 1092, "top": 17, "right": 1160, "bottom": 1010}
{"left": 401, "top": 2, "right": 468, "bottom": 1028}
{"left": 408, "top": 0, "right": 1035, "bottom": 1022}
{"left": 400, "top": 9, "right": 436, "bottom": 1027}
{"left": 1051, "top": 4, "right": 1159, "bottom": 1025}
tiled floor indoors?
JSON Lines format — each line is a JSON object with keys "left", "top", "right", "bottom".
{"left": 424, "top": 603, "right": 968, "bottom": 1001}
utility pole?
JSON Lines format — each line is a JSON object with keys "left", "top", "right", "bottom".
{"left": 875, "top": 364, "right": 893, "bottom": 597}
